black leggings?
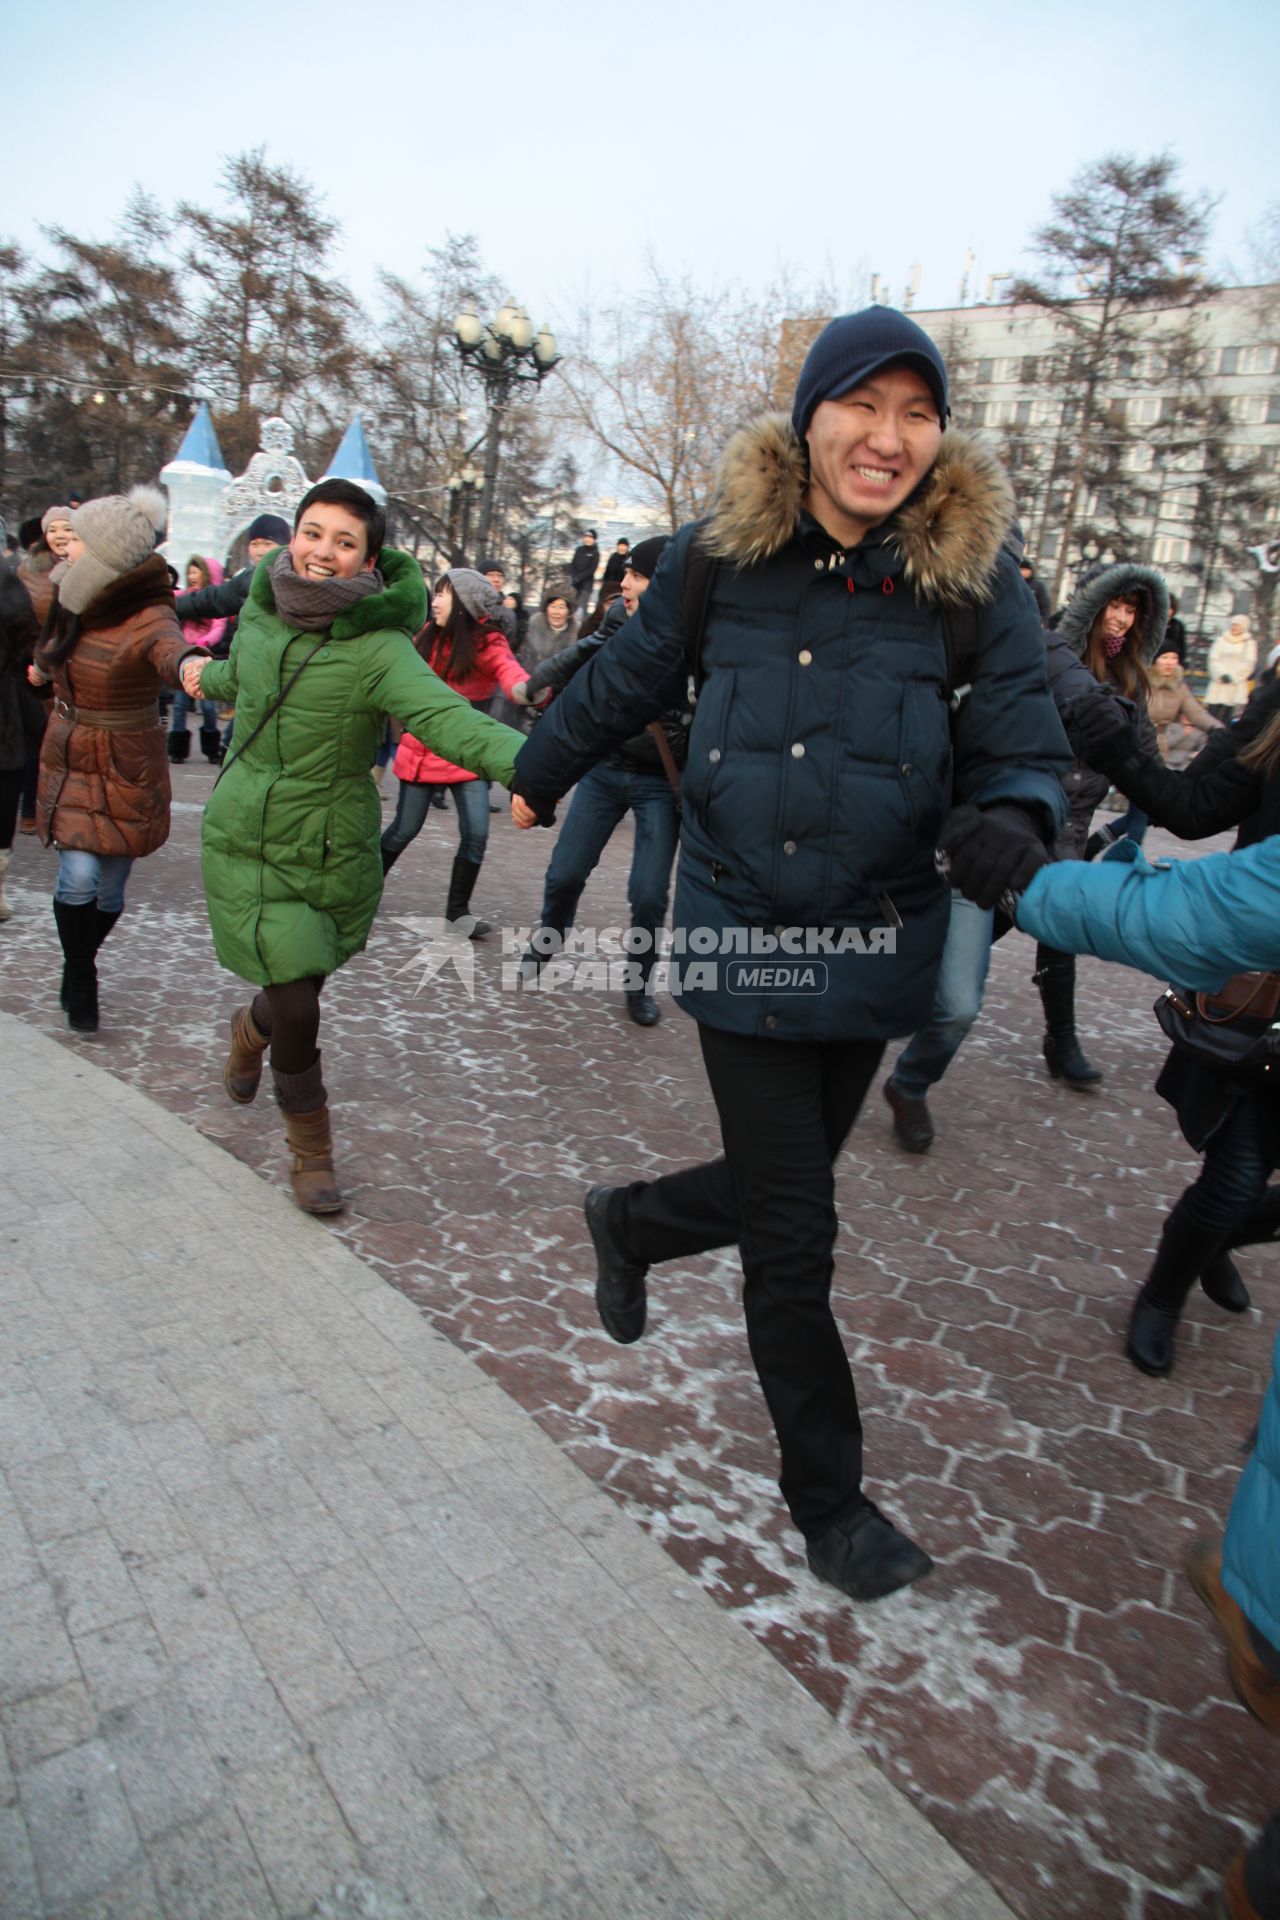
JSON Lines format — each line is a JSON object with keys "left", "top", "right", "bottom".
{"left": 251, "top": 976, "right": 325, "bottom": 1075}
{"left": 0, "top": 767, "right": 23, "bottom": 850}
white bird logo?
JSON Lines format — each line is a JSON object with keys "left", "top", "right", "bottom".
{"left": 391, "top": 917, "right": 477, "bottom": 997}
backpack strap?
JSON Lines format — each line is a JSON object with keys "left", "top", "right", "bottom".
{"left": 940, "top": 599, "right": 981, "bottom": 720}
{"left": 681, "top": 527, "right": 719, "bottom": 704}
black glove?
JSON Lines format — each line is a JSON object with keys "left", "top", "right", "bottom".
{"left": 1064, "top": 687, "right": 1142, "bottom": 775}
{"left": 936, "top": 802, "right": 1049, "bottom": 911}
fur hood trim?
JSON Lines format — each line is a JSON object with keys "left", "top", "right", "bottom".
{"left": 701, "top": 413, "right": 1014, "bottom": 606}
{"left": 1057, "top": 562, "right": 1170, "bottom": 665}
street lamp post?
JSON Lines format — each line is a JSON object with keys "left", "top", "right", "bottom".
{"left": 445, "top": 465, "right": 485, "bottom": 567}
{"left": 454, "top": 303, "right": 559, "bottom": 562}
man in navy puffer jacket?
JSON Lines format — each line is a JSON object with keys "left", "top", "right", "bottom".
{"left": 512, "top": 308, "right": 1071, "bottom": 1604}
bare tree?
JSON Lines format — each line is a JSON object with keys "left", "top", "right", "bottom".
{"left": 180, "top": 149, "right": 362, "bottom": 472}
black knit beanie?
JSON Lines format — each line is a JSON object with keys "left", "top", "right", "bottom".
{"left": 626, "top": 535, "right": 670, "bottom": 580}
{"left": 246, "top": 513, "right": 291, "bottom": 545}
{"left": 792, "top": 308, "right": 949, "bottom": 439}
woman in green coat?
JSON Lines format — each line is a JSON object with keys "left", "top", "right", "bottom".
{"left": 182, "top": 479, "right": 523, "bottom": 1215}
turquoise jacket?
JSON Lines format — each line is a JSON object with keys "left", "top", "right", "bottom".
{"left": 1015, "top": 837, "right": 1280, "bottom": 991}
{"left": 1225, "top": 1327, "right": 1280, "bottom": 1652}
{"left": 1016, "top": 835, "right": 1280, "bottom": 1651}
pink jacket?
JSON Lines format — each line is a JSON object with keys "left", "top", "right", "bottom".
{"left": 179, "top": 556, "right": 228, "bottom": 651}
{"left": 393, "top": 623, "right": 525, "bottom": 784}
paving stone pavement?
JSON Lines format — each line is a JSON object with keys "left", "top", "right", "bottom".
{"left": 0, "top": 766, "right": 1273, "bottom": 1919}
{"left": 0, "top": 1007, "right": 1015, "bottom": 1920}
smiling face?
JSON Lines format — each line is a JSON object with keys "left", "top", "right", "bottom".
{"left": 544, "top": 596, "right": 570, "bottom": 630}
{"left": 1102, "top": 596, "right": 1138, "bottom": 644}
{"left": 803, "top": 365, "right": 943, "bottom": 549}
{"left": 431, "top": 582, "right": 455, "bottom": 628}
{"left": 186, "top": 562, "right": 205, "bottom": 590}
{"left": 45, "top": 518, "right": 73, "bottom": 558}
{"left": 289, "top": 503, "right": 372, "bottom": 581}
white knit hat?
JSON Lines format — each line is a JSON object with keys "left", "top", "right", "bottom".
{"left": 58, "top": 485, "right": 169, "bottom": 615}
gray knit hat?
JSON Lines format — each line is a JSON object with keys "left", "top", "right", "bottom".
{"left": 41, "top": 505, "right": 72, "bottom": 533}
{"left": 59, "top": 485, "right": 169, "bottom": 615}
{"left": 444, "top": 567, "right": 503, "bottom": 625}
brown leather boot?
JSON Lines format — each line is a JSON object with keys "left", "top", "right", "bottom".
{"left": 223, "top": 1004, "right": 270, "bottom": 1105}
{"left": 272, "top": 1059, "right": 343, "bottom": 1215}
{"left": 1187, "top": 1542, "right": 1280, "bottom": 1730}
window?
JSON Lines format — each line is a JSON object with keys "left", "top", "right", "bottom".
{"left": 975, "top": 359, "right": 995, "bottom": 385}
{"left": 1219, "top": 346, "right": 1242, "bottom": 375}
{"left": 1020, "top": 356, "right": 1040, "bottom": 384}
{"left": 1268, "top": 393, "right": 1280, "bottom": 425}
{"left": 1154, "top": 535, "right": 1192, "bottom": 565}
{"left": 1129, "top": 396, "right": 1161, "bottom": 424}
{"left": 967, "top": 401, "right": 988, "bottom": 429}
{"left": 1016, "top": 400, "right": 1033, "bottom": 426}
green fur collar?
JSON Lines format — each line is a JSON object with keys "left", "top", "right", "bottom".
{"left": 249, "top": 546, "right": 427, "bottom": 638}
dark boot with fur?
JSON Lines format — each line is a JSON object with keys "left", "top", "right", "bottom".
{"left": 199, "top": 726, "right": 221, "bottom": 764}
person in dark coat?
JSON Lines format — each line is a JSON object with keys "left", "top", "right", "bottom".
{"left": 519, "top": 536, "right": 686, "bottom": 1026}
{"left": 569, "top": 530, "right": 598, "bottom": 615}
{"left": 1031, "top": 560, "right": 1165, "bottom": 1086}
{"left": 1063, "top": 672, "right": 1280, "bottom": 1377}
{"left": 602, "top": 538, "right": 630, "bottom": 587}
{"left": 173, "top": 513, "right": 291, "bottom": 624}
{"left": 510, "top": 308, "right": 1071, "bottom": 1605}
{"left": 0, "top": 568, "right": 42, "bottom": 917}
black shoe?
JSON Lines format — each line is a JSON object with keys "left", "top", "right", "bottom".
{"left": 1200, "top": 1254, "right": 1251, "bottom": 1314}
{"left": 198, "top": 726, "right": 221, "bottom": 763}
{"left": 584, "top": 1185, "right": 648, "bottom": 1344}
{"left": 883, "top": 1077, "right": 934, "bottom": 1153}
{"left": 1126, "top": 1287, "right": 1180, "bottom": 1375}
{"left": 1043, "top": 1033, "right": 1103, "bottom": 1087}
{"left": 166, "top": 730, "right": 191, "bottom": 764}
{"left": 807, "top": 1501, "right": 934, "bottom": 1603}
{"left": 625, "top": 990, "right": 661, "bottom": 1027}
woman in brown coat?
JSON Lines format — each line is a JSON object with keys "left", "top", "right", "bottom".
{"left": 1147, "top": 643, "right": 1222, "bottom": 765}
{"left": 30, "top": 486, "right": 197, "bottom": 1032}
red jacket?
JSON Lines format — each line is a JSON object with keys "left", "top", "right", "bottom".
{"left": 393, "top": 622, "right": 525, "bottom": 784}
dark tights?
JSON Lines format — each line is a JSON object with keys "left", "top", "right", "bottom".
{"left": 251, "top": 976, "right": 324, "bottom": 1075}
{"left": 0, "top": 767, "right": 23, "bottom": 850}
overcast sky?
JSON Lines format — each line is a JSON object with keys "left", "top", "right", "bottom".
{"left": 4, "top": 0, "right": 1276, "bottom": 333}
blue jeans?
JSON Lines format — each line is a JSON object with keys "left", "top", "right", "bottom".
{"left": 169, "top": 686, "right": 219, "bottom": 734}
{"left": 890, "top": 892, "right": 994, "bottom": 1098}
{"left": 537, "top": 763, "right": 679, "bottom": 970}
{"left": 381, "top": 778, "right": 490, "bottom": 864}
{"left": 54, "top": 849, "right": 134, "bottom": 911}
{"left": 1105, "top": 803, "right": 1150, "bottom": 848}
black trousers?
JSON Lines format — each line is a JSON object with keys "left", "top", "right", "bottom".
{"left": 613, "top": 1025, "right": 885, "bottom": 1537}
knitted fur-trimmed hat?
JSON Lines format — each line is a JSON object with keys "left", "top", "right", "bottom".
{"left": 59, "top": 485, "right": 169, "bottom": 615}
{"left": 444, "top": 566, "right": 504, "bottom": 625}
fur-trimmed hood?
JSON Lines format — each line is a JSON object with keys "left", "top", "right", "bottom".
{"left": 249, "top": 545, "right": 428, "bottom": 640}
{"left": 1056, "top": 562, "right": 1169, "bottom": 665}
{"left": 700, "top": 412, "right": 1014, "bottom": 606}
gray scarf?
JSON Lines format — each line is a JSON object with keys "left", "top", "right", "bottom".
{"left": 270, "top": 546, "right": 383, "bottom": 632}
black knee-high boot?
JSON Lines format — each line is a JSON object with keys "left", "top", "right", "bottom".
{"left": 52, "top": 900, "right": 100, "bottom": 1032}
{"left": 1035, "top": 948, "right": 1102, "bottom": 1087}
{"left": 380, "top": 841, "right": 401, "bottom": 876}
{"left": 445, "top": 854, "right": 490, "bottom": 938}
{"left": 1127, "top": 1200, "right": 1235, "bottom": 1376}
{"left": 199, "top": 726, "right": 221, "bottom": 764}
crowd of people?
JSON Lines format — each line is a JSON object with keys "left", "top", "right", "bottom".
{"left": 2, "top": 302, "right": 1278, "bottom": 1916}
